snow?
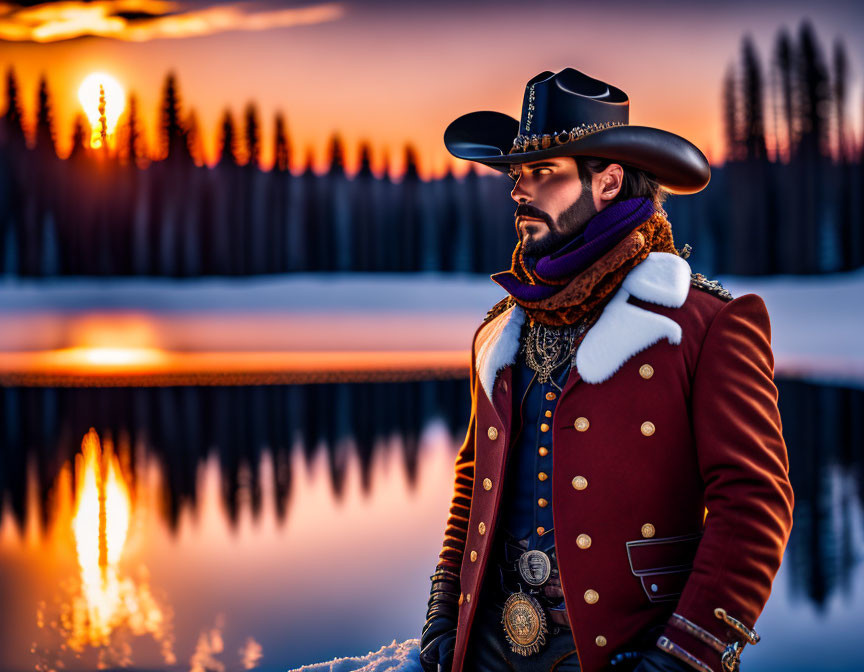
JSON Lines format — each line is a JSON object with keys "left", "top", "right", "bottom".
{"left": 285, "top": 638, "right": 421, "bottom": 672}
{"left": 0, "top": 269, "right": 862, "bottom": 386}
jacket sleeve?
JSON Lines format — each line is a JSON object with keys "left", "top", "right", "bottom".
{"left": 657, "top": 293, "right": 795, "bottom": 672}
{"left": 436, "top": 327, "right": 480, "bottom": 571}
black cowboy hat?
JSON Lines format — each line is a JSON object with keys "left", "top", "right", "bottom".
{"left": 444, "top": 68, "right": 710, "bottom": 194}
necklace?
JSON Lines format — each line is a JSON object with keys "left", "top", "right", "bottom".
{"left": 520, "top": 317, "right": 593, "bottom": 384}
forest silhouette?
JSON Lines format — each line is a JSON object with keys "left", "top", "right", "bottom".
{"left": 0, "top": 19, "right": 862, "bottom": 277}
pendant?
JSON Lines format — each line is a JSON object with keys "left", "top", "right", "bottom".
{"left": 517, "top": 549, "right": 552, "bottom": 586}
{"left": 501, "top": 591, "right": 548, "bottom": 656}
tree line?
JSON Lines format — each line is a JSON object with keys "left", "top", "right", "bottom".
{"left": 0, "top": 18, "right": 861, "bottom": 277}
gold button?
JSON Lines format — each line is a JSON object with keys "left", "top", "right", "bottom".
{"left": 537, "top": 526, "right": 545, "bottom": 535}
{"left": 458, "top": 593, "right": 464, "bottom": 605}
{"left": 483, "top": 478, "right": 492, "bottom": 491}
{"left": 538, "top": 446, "right": 549, "bottom": 457}
{"left": 540, "top": 422, "right": 550, "bottom": 432}
{"left": 574, "top": 417, "right": 589, "bottom": 432}
{"left": 639, "top": 364, "right": 654, "bottom": 379}
{"left": 470, "top": 550, "right": 477, "bottom": 562}
{"left": 572, "top": 475, "right": 588, "bottom": 490}
{"left": 546, "top": 392, "right": 556, "bottom": 401}
{"left": 584, "top": 589, "right": 599, "bottom": 604}
{"left": 466, "top": 593, "right": 471, "bottom": 603}
{"left": 641, "top": 421, "right": 655, "bottom": 436}
{"left": 538, "top": 471, "right": 548, "bottom": 481}
{"left": 544, "top": 410, "right": 552, "bottom": 418}
{"left": 576, "top": 533, "right": 592, "bottom": 549}
{"left": 487, "top": 426, "right": 499, "bottom": 440}
{"left": 537, "top": 498, "right": 548, "bottom": 508}
{"left": 595, "top": 635, "right": 607, "bottom": 647}
{"left": 478, "top": 522, "right": 486, "bottom": 535}
{"left": 641, "top": 523, "right": 656, "bottom": 538}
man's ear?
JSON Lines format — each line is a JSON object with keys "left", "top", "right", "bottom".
{"left": 599, "top": 163, "right": 623, "bottom": 201}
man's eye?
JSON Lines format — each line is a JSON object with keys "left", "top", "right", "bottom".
{"left": 533, "top": 168, "right": 552, "bottom": 175}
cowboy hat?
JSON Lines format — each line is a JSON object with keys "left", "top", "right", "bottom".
{"left": 444, "top": 68, "right": 710, "bottom": 194}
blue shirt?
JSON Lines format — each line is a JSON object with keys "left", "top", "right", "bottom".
{"left": 497, "top": 347, "right": 571, "bottom": 553}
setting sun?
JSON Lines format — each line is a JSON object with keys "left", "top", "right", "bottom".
{"left": 77, "top": 72, "right": 125, "bottom": 149}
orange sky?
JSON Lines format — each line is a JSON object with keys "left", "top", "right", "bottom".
{"left": 1, "top": 0, "right": 862, "bottom": 178}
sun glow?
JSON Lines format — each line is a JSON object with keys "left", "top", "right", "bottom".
{"left": 77, "top": 72, "right": 125, "bottom": 149}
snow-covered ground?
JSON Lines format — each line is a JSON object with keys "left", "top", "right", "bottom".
{"left": 0, "top": 270, "right": 861, "bottom": 386}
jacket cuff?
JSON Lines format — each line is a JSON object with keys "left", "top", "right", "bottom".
{"left": 657, "top": 612, "right": 730, "bottom": 672}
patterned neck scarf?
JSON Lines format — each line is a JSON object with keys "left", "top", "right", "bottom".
{"left": 492, "top": 203, "right": 681, "bottom": 327}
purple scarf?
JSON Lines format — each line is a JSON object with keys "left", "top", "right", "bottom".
{"left": 491, "top": 197, "right": 655, "bottom": 302}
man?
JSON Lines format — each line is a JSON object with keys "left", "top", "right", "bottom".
{"left": 419, "top": 68, "right": 794, "bottom": 672}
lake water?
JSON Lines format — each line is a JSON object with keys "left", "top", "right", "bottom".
{"left": 0, "top": 377, "right": 861, "bottom": 672}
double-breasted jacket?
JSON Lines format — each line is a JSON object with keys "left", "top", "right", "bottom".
{"left": 435, "top": 251, "right": 795, "bottom": 672}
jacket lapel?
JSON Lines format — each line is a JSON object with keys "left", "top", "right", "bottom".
{"left": 475, "top": 252, "right": 692, "bottom": 398}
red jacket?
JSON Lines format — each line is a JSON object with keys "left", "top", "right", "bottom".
{"left": 436, "top": 252, "right": 794, "bottom": 672}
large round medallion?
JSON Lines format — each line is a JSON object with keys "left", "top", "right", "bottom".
{"left": 501, "top": 591, "right": 548, "bottom": 656}
{"left": 517, "top": 549, "right": 552, "bottom": 586}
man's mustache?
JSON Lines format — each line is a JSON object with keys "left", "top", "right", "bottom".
{"left": 514, "top": 203, "right": 554, "bottom": 228}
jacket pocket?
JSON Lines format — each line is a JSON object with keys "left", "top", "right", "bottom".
{"left": 625, "top": 532, "right": 703, "bottom": 603}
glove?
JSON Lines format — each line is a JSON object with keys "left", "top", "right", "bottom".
{"left": 632, "top": 646, "right": 700, "bottom": 672}
{"left": 419, "top": 565, "right": 460, "bottom": 672}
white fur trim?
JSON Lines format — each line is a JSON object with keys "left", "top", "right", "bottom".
{"left": 475, "top": 252, "right": 692, "bottom": 394}
{"left": 576, "top": 252, "right": 690, "bottom": 383}
{"left": 476, "top": 305, "right": 525, "bottom": 402}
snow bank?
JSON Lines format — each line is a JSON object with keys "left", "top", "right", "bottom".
{"left": 285, "top": 638, "right": 421, "bottom": 672}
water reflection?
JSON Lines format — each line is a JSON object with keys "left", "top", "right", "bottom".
{"left": 0, "top": 380, "right": 471, "bottom": 535}
{"left": 0, "top": 378, "right": 861, "bottom": 671}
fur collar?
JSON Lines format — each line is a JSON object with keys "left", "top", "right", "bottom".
{"left": 476, "top": 251, "right": 692, "bottom": 401}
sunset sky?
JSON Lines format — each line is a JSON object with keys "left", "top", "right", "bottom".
{"left": 1, "top": 0, "right": 863, "bottom": 177}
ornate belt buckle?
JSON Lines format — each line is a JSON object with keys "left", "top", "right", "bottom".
{"left": 501, "top": 590, "right": 548, "bottom": 656}
{"left": 517, "top": 549, "right": 551, "bottom": 586}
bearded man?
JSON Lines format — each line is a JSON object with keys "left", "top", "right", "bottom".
{"left": 419, "top": 68, "right": 794, "bottom": 672}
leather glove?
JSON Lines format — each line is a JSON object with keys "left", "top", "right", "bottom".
{"left": 632, "top": 646, "right": 699, "bottom": 672}
{"left": 419, "top": 565, "right": 460, "bottom": 672}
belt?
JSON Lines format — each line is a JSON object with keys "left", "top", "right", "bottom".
{"left": 492, "top": 534, "right": 571, "bottom": 630}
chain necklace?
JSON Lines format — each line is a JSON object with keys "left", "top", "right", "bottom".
{"left": 520, "top": 318, "right": 593, "bottom": 384}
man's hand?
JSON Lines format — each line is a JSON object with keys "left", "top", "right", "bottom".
{"left": 419, "top": 566, "right": 460, "bottom": 672}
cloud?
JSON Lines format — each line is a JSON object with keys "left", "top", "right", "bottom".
{"left": 0, "top": 0, "right": 345, "bottom": 43}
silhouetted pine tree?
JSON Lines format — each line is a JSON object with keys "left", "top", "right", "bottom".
{"left": 184, "top": 108, "right": 202, "bottom": 164}
{"left": 159, "top": 71, "right": 190, "bottom": 164}
{"left": 2, "top": 67, "right": 26, "bottom": 150}
{"left": 832, "top": 39, "right": 849, "bottom": 163}
{"left": 67, "top": 113, "right": 89, "bottom": 163}
{"left": 273, "top": 112, "right": 290, "bottom": 173}
{"left": 243, "top": 102, "right": 260, "bottom": 169}
{"left": 741, "top": 36, "right": 768, "bottom": 161}
{"left": 797, "top": 21, "right": 831, "bottom": 161}
{"left": 773, "top": 29, "right": 796, "bottom": 161}
{"left": 125, "top": 94, "right": 142, "bottom": 168}
{"left": 217, "top": 109, "right": 239, "bottom": 166}
{"left": 34, "top": 74, "right": 56, "bottom": 158}
{"left": 722, "top": 64, "right": 741, "bottom": 162}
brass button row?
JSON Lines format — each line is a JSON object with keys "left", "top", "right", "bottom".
{"left": 538, "top": 446, "right": 548, "bottom": 457}
{"left": 537, "top": 526, "right": 545, "bottom": 535}
{"left": 546, "top": 391, "right": 557, "bottom": 401}
{"left": 537, "top": 498, "right": 548, "bottom": 508}
{"left": 538, "top": 471, "right": 548, "bottom": 482}
{"left": 540, "top": 422, "right": 550, "bottom": 433}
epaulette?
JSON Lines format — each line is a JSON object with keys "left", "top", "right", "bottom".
{"left": 483, "top": 296, "right": 515, "bottom": 323}
{"left": 690, "top": 272, "right": 733, "bottom": 302}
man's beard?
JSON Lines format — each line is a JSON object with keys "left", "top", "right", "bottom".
{"left": 516, "top": 188, "right": 598, "bottom": 261}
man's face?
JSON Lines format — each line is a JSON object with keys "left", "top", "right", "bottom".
{"left": 509, "top": 157, "right": 598, "bottom": 258}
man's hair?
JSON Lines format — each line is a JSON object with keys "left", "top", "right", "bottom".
{"left": 573, "top": 156, "right": 669, "bottom": 209}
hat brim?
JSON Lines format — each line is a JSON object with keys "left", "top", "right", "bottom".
{"left": 444, "top": 111, "right": 710, "bottom": 195}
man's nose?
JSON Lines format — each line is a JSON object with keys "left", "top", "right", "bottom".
{"left": 510, "top": 177, "right": 531, "bottom": 204}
